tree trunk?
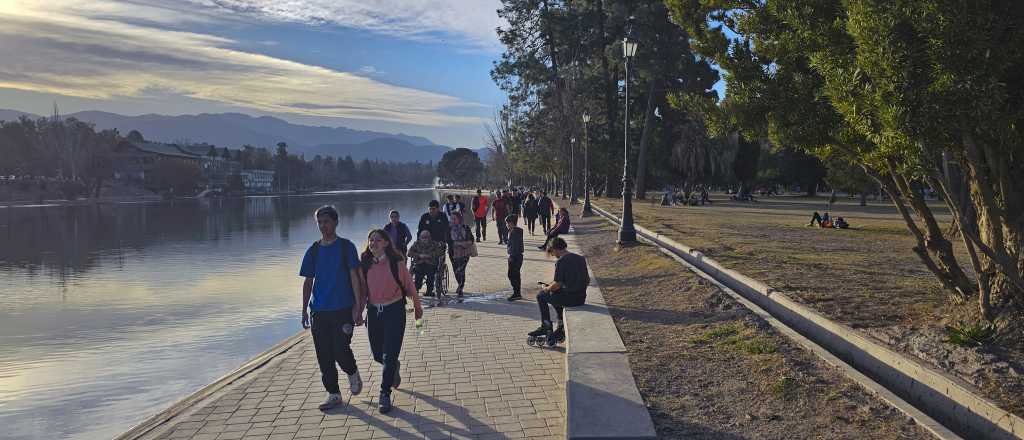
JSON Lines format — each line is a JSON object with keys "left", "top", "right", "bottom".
{"left": 859, "top": 192, "right": 867, "bottom": 206}
{"left": 635, "top": 79, "right": 659, "bottom": 200}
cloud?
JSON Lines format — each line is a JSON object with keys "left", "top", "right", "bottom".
{"left": 0, "top": 1, "right": 487, "bottom": 127}
{"left": 191, "top": 0, "right": 504, "bottom": 50}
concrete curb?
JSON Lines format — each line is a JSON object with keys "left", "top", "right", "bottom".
{"left": 590, "top": 202, "right": 1022, "bottom": 440}
{"left": 560, "top": 231, "right": 657, "bottom": 440}
{"left": 114, "top": 331, "right": 308, "bottom": 440}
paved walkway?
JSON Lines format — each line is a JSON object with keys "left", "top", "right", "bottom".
{"left": 148, "top": 226, "right": 565, "bottom": 440}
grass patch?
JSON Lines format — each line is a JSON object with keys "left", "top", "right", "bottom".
{"left": 691, "top": 323, "right": 779, "bottom": 355}
{"left": 769, "top": 376, "right": 799, "bottom": 400}
{"left": 945, "top": 320, "right": 1000, "bottom": 347}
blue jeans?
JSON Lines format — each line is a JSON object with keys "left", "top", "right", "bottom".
{"left": 367, "top": 300, "right": 406, "bottom": 393}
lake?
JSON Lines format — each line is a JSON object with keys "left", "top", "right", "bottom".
{"left": 0, "top": 189, "right": 442, "bottom": 440}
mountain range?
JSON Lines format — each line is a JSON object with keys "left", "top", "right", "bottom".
{"left": 0, "top": 109, "right": 466, "bottom": 163}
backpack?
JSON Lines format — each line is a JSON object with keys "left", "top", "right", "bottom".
{"left": 308, "top": 238, "right": 353, "bottom": 275}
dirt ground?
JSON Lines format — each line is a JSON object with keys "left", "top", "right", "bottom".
{"left": 570, "top": 210, "right": 930, "bottom": 439}
{"left": 590, "top": 194, "right": 1024, "bottom": 418}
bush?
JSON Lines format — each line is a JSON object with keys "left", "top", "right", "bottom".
{"left": 945, "top": 320, "right": 1000, "bottom": 348}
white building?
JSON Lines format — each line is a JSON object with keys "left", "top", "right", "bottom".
{"left": 241, "top": 169, "right": 274, "bottom": 192}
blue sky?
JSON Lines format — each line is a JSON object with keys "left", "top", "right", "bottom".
{"left": 0, "top": 0, "right": 507, "bottom": 147}
{"left": 0, "top": 0, "right": 726, "bottom": 147}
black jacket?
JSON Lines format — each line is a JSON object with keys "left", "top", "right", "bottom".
{"left": 383, "top": 221, "right": 413, "bottom": 250}
{"left": 523, "top": 199, "right": 539, "bottom": 218}
{"left": 537, "top": 196, "right": 554, "bottom": 216}
{"left": 507, "top": 227, "right": 524, "bottom": 256}
{"left": 418, "top": 213, "right": 450, "bottom": 243}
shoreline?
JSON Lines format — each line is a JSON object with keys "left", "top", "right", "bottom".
{"left": 1, "top": 186, "right": 437, "bottom": 208}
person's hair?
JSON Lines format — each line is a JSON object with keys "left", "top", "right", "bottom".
{"left": 527, "top": 193, "right": 535, "bottom": 201}
{"left": 451, "top": 211, "right": 464, "bottom": 223}
{"left": 455, "top": 195, "right": 462, "bottom": 200}
{"left": 546, "top": 237, "right": 568, "bottom": 256}
{"left": 505, "top": 214, "right": 518, "bottom": 225}
{"left": 360, "top": 229, "right": 403, "bottom": 269}
{"left": 428, "top": 200, "right": 440, "bottom": 208}
{"left": 389, "top": 210, "right": 400, "bottom": 217}
{"left": 558, "top": 207, "right": 569, "bottom": 215}
{"left": 315, "top": 205, "right": 339, "bottom": 222}
{"left": 447, "top": 194, "right": 454, "bottom": 200}
{"left": 476, "top": 189, "right": 482, "bottom": 194}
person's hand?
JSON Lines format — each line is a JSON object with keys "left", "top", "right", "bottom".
{"left": 414, "top": 304, "right": 424, "bottom": 320}
{"left": 301, "top": 310, "right": 310, "bottom": 329}
{"left": 353, "top": 308, "right": 364, "bottom": 326}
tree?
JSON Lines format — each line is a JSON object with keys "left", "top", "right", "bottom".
{"left": 146, "top": 159, "right": 202, "bottom": 196}
{"left": 437, "top": 148, "right": 484, "bottom": 187}
{"left": 731, "top": 135, "right": 760, "bottom": 196}
{"left": 667, "top": 0, "right": 1024, "bottom": 319}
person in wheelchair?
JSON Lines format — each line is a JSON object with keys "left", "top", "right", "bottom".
{"left": 408, "top": 230, "right": 446, "bottom": 298}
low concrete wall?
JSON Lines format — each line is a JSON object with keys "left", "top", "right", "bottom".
{"left": 561, "top": 231, "right": 657, "bottom": 440}
{"left": 591, "top": 203, "right": 1023, "bottom": 440}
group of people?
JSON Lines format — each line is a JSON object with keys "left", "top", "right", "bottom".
{"left": 299, "top": 193, "right": 589, "bottom": 414}
{"left": 809, "top": 211, "right": 850, "bottom": 229}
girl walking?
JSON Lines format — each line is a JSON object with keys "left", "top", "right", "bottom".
{"left": 358, "top": 229, "right": 423, "bottom": 414}
{"left": 447, "top": 212, "right": 475, "bottom": 297}
{"left": 523, "top": 193, "right": 539, "bottom": 235}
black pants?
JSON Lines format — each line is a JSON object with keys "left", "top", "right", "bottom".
{"left": 537, "top": 291, "right": 586, "bottom": 325}
{"left": 496, "top": 220, "right": 509, "bottom": 244}
{"left": 452, "top": 256, "right": 470, "bottom": 288}
{"left": 526, "top": 216, "right": 537, "bottom": 234}
{"left": 540, "top": 214, "right": 552, "bottom": 232}
{"left": 474, "top": 217, "right": 487, "bottom": 240}
{"left": 541, "top": 232, "right": 561, "bottom": 250}
{"left": 508, "top": 254, "right": 523, "bottom": 296}
{"left": 367, "top": 301, "right": 406, "bottom": 394}
{"left": 810, "top": 211, "right": 823, "bottom": 226}
{"left": 413, "top": 264, "right": 437, "bottom": 295}
{"left": 310, "top": 309, "right": 358, "bottom": 394}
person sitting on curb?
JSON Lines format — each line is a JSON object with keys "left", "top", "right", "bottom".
{"left": 527, "top": 237, "right": 589, "bottom": 344}
{"left": 539, "top": 207, "right": 571, "bottom": 250}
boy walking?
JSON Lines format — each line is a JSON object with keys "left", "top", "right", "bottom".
{"left": 299, "top": 205, "right": 366, "bottom": 410}
{"left": 506, "top": 215, "right": 524, "bottom": 301}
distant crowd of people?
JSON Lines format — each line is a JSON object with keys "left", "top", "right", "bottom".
{"left": 297, "top": 187, "right": 589, "bottom": 414}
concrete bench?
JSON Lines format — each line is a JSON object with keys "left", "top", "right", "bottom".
{"left": 561, "top": 233, "right": 657, "bottom": 440}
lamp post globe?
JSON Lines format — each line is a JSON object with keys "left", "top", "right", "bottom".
{"left": 618, "top": 19, "right": 638, "bottom": 244}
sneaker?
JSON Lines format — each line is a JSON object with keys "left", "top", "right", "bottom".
{"left": 507, "top": 293, "right": 522, "bottom": 301}
{"left": 348, "top": 370, "right": 363, "bottom": 395}
{"left": 393, "top": 360, "right": 402, "bottom": 389}
{"left": 318, "top": 393, "right": 342, "bottom": 410}
{"left": 379, "top": 391, "right": 393, "bottom": 414}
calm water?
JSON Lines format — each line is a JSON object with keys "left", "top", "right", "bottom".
{"left": 0, "top": 189, "right": 440, "bottom": 440}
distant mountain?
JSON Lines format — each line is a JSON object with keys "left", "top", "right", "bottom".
{"left": 0, "top": 108, "right": 434, "bottom": 147}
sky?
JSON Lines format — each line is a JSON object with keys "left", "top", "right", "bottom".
{"left": 0, "top": 0, "right": 508, "bottom": 147}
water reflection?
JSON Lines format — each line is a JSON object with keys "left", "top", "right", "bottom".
{"left": 0, "top": 189, "right": 440, "bottom": 440}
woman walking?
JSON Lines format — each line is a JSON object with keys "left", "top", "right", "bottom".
{"left": 358, "top": 229, "right": 423, "bottom": 414}
{"left": 447, "top": 212, "right": 475, "bottom": 297}
{"left": 522, "top": 193, "right": 539, "bottom": 235}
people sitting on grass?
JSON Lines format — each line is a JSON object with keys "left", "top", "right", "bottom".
{"left": 539, "top": 207, "right": 571, "bottom": 251}
{"left": 528, "top": 237, "right": 590, "bottom": 344}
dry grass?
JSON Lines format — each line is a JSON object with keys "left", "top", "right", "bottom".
{"left": 572, "top": 212, "right": 928, "bottom": 439}
{"left": 591, "top": 194, "right": 1024, "bottom": 418}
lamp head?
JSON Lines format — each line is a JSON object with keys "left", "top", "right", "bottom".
{"left": 582, "top": 113, "right": 591, "bottom": 123}
{"left": 623, "top": 16, "right": 638, "bottom": 58}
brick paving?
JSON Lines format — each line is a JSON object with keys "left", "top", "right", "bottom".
{"left": 151, "top": 225, "right": 565, "bottom": 440}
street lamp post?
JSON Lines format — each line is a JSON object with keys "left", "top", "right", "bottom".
{"left": 618, "top": 20, "right": 638, "bottom": 244}
{"left": 581, "top": 113, "right": 594, "bottom": 217}
{"left": 569, "top": 137, "right": 577, "bottom": 205}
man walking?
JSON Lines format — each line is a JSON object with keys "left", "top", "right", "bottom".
{"left": 537, "top": 191, "right": 554, "bottom": 232}
{"left": 418, "top": 200, "right": 450, "bottom": 243}
{"left": 471, "top": 189, "right": 489, "bottom": 242}
{"left": 299, "top": 205, "right": 365, "bottom": 410}
{"left": 492, "top": 190, "right": 510, "bottom": 244}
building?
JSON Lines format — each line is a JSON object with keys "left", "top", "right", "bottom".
{"left": 110, "top": 140, "right": 203, "bottom": 181}
{"left": 241, "top": 169, "right": 274, "bottom": 192}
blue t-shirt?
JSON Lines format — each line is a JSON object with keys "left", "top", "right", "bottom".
{"left": 299, "top": 238, "right": 360, "bottom": 311}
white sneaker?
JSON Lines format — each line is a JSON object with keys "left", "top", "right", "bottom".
{"left": 318, "top": 393, "right": 342, "bottom": 410}
{"left": 348, "top": 370, "right": 363, "bottom": 395}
